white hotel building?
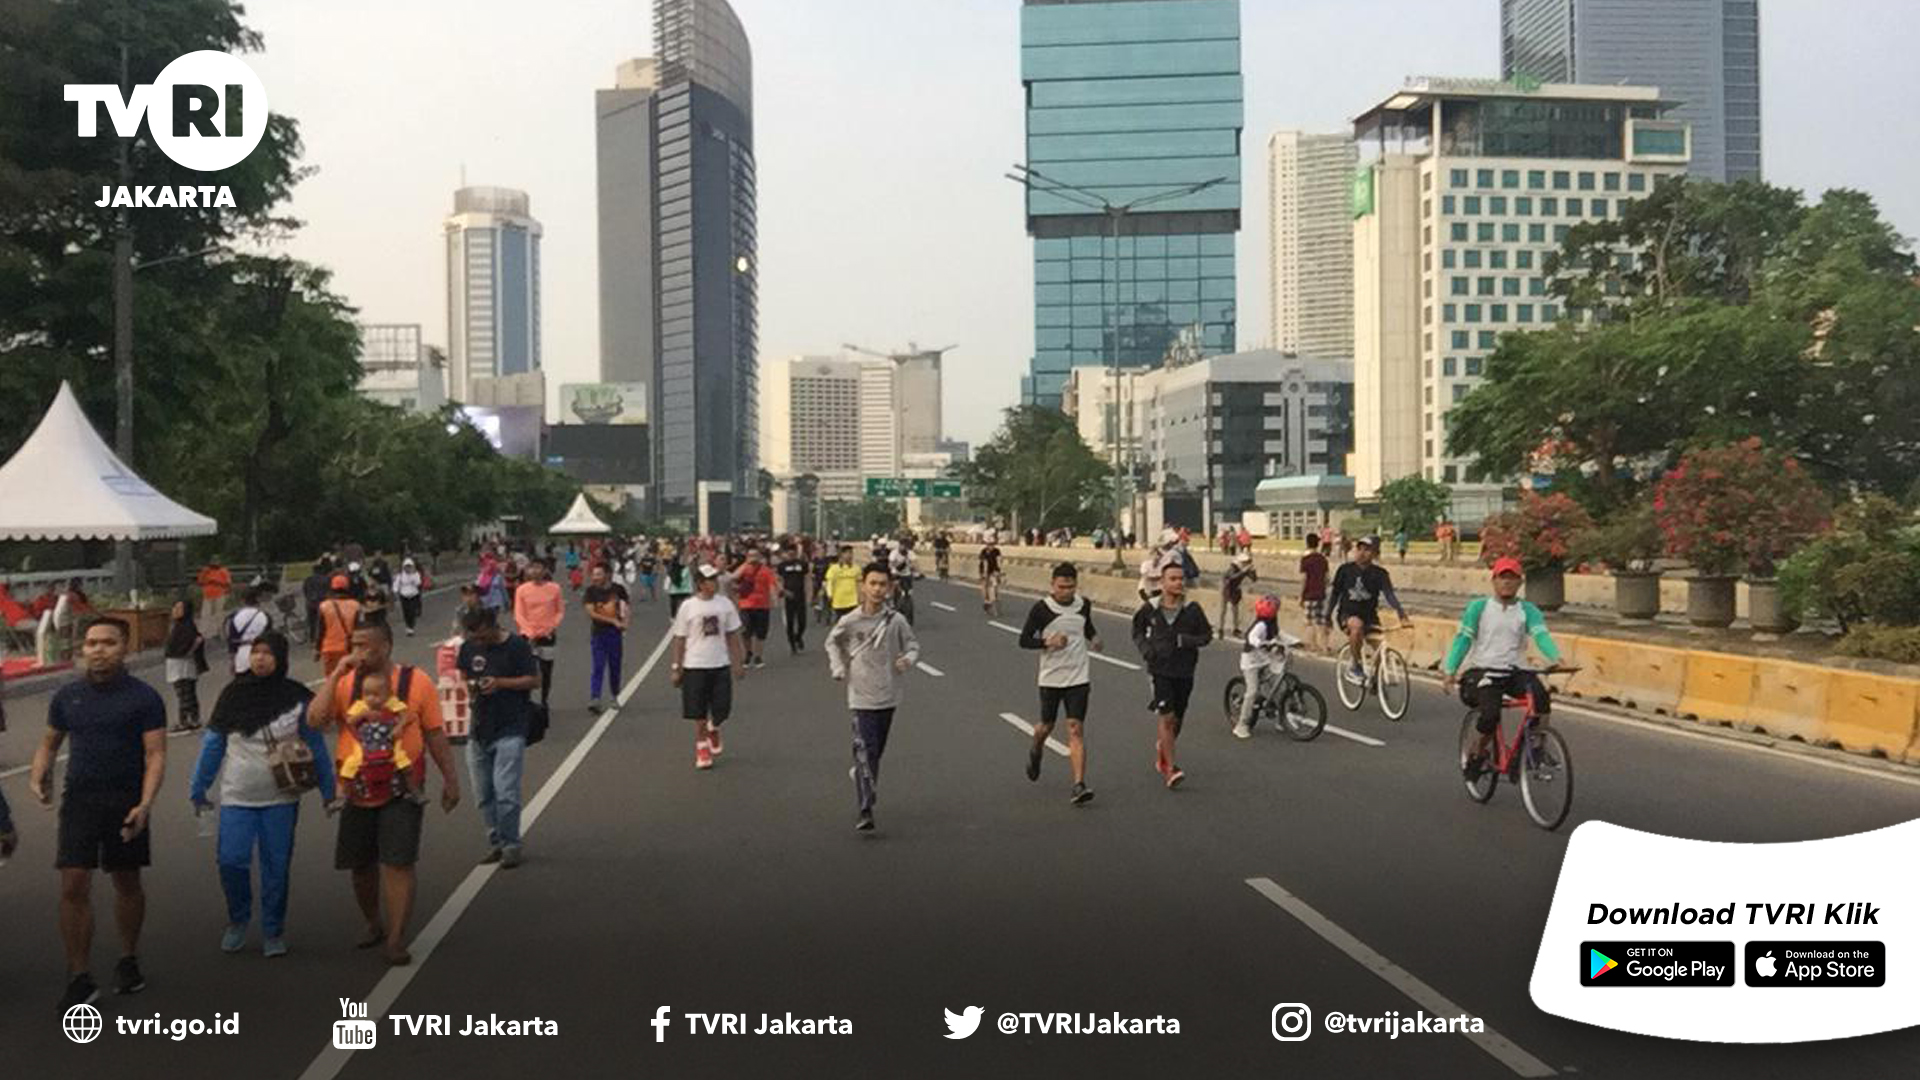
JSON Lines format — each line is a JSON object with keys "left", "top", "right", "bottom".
{"left": 1349, "top": 78, "right": 1690, "bottom": 518}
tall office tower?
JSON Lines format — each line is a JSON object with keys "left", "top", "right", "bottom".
{"left": 444, "top": 186, "right": 541, "bottom": 403}
{"left": 595, "top": 0, "right": 757, "bottom": 529}
{"left": 1018, "top": 0, "right": 1243, "bottom": 409}
{"left": 1350, "top": 78, "right": 1691, "bottom": 521}
{"left": 1268, "top": 131, "right": 1358, "bottom": 356}
{"left": 1500, "top": 0, "right": 1759, "bottom": 182}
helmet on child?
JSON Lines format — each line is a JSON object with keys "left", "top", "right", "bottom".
{"left": 1253, "top": 594, "right": 1279, "bottom": 620}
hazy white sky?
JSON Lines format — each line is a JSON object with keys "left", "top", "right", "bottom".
{"left": 242, "top": 0, "right": 1920, "bottom": 446}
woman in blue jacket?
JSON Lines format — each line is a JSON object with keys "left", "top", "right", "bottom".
{"left": 189, "top": 630, "right": 335, "bottom": 957}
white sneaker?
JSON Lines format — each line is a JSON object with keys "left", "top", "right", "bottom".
{"left": 1232, "top": 723, "right": 1252, "bottom": 740}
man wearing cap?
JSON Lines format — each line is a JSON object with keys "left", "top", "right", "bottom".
{"left": 1443, "top": 558, "right": 1564, "bottom": 773}
{"left": 1328, "top": 536, "right": 1410, "bottom": 685}
{"left": 670, "top": 563, "right": 745, "bottom": 770}
{"left": 314, "top": 576, "right": 362, "bottom": 678}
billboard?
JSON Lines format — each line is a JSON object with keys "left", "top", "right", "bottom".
{"left": 561, "top": 382, "right": 648, "bottom": 426}
{"left": 545, "top": 423, "right": 650, "bottom": 484}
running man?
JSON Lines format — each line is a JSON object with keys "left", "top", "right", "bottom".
{"left": 1016, "top": 562, "right": 1099, "bottom": 804}
{"left": 1329, "top": 535, "right": 1411, "bottom": 685}
{"left": 1444, "top": 557, "right": 1565, "bottom": 777}
{"left": 774, "top": 541, "right": 812, "bottom": 654}
{"left": 826, "top": 563, "right": 921, "bottom": 832}
{"left": 823, "top": 545, "right": 862, "bottom": 622}
{"left": 669, "top": 565, "right": 745, "bottom": 771}
{"left": 1132, "top": 562, "right": 1211, "bottom": 789}
{"left": 977, "top": 537, "right": 1004, "bottom": 616}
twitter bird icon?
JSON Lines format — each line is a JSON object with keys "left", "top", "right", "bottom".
{"left": 944, "top": 1006, "right": 983, "bottom": 1039}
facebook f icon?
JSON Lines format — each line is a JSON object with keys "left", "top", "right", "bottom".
{"left": 652, "top": 1006, "right": 672, "bottom": 1043}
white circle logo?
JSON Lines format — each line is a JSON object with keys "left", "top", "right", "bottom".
{"left": 147, "top": 50, "right": 268, "bottom": 172}
{"left": 64, "top": 1003, "right": 104, "bottom": 1044}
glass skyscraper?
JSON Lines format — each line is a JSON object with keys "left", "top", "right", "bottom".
{"left": 1019, "top": 0, "right": 1243, "bottom": 409}
{"left": 1500, "top": 0, "right": 1759, "bottom": 182}
{"left": 444, "top": 186, "right": 542, "bottom": 404}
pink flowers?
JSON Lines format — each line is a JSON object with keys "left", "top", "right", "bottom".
{"left": 1480, "top": 493, "right": 1595, "bottom": 572}
{"left": 1653, "top": 440, "right": 1831, "bottom": 577}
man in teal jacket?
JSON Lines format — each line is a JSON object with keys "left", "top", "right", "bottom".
{"left": 1443, "top": 557, "right": 1563, "bottom": 767}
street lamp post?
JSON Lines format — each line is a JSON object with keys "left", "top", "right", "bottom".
{"left": 1005, "top": 165, "right": 1228, "bottom": 569}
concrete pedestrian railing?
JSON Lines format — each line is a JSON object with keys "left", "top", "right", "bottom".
{"left": 967, "top": 546, "right": 1920, "bottom": 766}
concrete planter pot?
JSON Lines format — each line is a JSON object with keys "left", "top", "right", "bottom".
{"left": 1524, "top": 567, "right": 1566, "bottom": 612}
{"left": 1685, "top": 575, "right": 1738, "bottom": 629}
{"left": 1746, "top": 577, "right": 1799, "bottom": 636}
{"left": 1612, "top": 571, "right": 1661, "bottom": 621}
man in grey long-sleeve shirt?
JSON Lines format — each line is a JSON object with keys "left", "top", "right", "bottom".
{"left": 826, "top": 563, "right": 921, "bottom": 833}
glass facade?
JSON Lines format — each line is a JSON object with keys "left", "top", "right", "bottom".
{"left": 1021, "top": 0, "right": 1243, "bottom": 407}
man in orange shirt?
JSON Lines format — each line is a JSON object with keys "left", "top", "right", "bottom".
{"left": 511, "top": 557, "right": 565, "bottom": 708}
{"left": 313, "top": 576, "right": 362, "bottom": 678}
{"left": 309, "top": 620, "right": 460, "bottom": 966}
{"left": 196, "top": 558, "right": 233, "bottom": 639}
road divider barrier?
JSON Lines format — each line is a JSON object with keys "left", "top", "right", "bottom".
{"left": 963, "top": 547, "right": 1920, "bottom": 766}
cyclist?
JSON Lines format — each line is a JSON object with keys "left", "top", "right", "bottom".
{"left": 1234, "top": 594, "right": 1294, "bottom": 739}
{"left": 1443, "top": 557, "right": 1564, "bottom": 775}
{"left": 932, "top": 530, "right": 952, "bottom": 580}
{"left": 887, "top": 540, "right": 917, "bottom": 625}
{"left": 1329, "top": 535, "right": 1410, "bottom": 686}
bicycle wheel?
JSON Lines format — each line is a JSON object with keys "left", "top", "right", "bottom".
{"left": 1277, "top": 680, "right": 1327, "bottom": 742}
{"left": 1458, "top": 712, "right": 1497, "bottom": 803}
{"left": 1519, "top": 727, "right": 1575, "bottom": 831}
{"left": 1333, "top": 643, "right": 1366, "bottom": 710}
{"left": 1223, "top": 676, "right": 1248, "bottom": 726}
{"left": 1377, "top": 648, "right": 1411, "bottom": 721}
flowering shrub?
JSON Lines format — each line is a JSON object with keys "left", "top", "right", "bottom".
{"left": 1576, "top": 501, "right": 1663, "bottom": 573}
{"left": 1478, "top": 492, "right": 1593, "bottom": 572}
{"left": 1652, "top": 439, "right": 1831, "bottom": 577}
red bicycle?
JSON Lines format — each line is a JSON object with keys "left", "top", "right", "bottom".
{"left": 1457, "top": 666, "right": 1580, "bottom": 831}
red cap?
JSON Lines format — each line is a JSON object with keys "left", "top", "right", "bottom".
{"left": 1490, "top": 557, "right": 1524, "bottom": 579}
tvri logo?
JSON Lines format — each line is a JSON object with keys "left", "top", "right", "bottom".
{"left": 65, "top": 50, "right": 269, "bottom": 207}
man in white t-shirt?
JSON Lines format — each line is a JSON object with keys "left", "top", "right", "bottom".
{"left": 224, "top": 585, "right": 272, "bottom": 674}
{"left": 669, "top": 564, "right": 745, "bottom": 771}
{"left": 1016, "top": 562, "right": 1100, "bottom": 805}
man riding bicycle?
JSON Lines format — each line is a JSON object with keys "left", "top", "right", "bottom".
{"left": 1329, "top": 535, "right": 1410, "bottom": 684}
{"left": 1443, "top": 557, "right": 1564, "bottom": 771}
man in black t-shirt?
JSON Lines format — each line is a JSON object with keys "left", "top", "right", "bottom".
{"left": 29, "top": 618, "right": 168, "bottom": 1010}
{"left": 978, "top": 542, "right": 1004, "bottom": 616}
{"left": 774, "top": 542, "right": 812, "bottom": 654}
{"left": 457, "top": 608, "right": 540, "bottom": 868}
{"left": 1329, "top": 536, "right": 1411, "bottom": 685}
{"left": 582, "top": 564, "right": 631, "bottom": 711}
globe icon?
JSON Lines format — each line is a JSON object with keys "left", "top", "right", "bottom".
{"left": 63, "top": 1003, "right": 103, "bottom": 1044}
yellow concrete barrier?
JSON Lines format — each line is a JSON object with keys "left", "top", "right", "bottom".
{"left": 1746, "top": 661, "right": 1832, "bottom": 744}
{"left": 1823, "top": 671, "right": 1920, "bottom": 760}
{"left": 1678, "top": 651, "right": 1758, "bottom": 722}
{"left": 1408, "top": 619, "right": 1455, "bottom": 670}
{"left": 1573, "top": 636, "right": 1687, "bottom": 713}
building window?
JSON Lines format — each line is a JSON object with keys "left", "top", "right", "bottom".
{"left": 1553, "top": 225, "right": 1570, "bottom": 243}
{"left": 1464, "top": 304, "right": 1482, "bottom": 323}
{"left": 1478, "top": 330, "right": 1496, "bottom": 349}
{"left": 1424, "top": 225, "right": 1433, "bottom": 245}
{"left": 1443, "top": 356, "right": 1458, "bottom": 376}
{"left": 1529, "top": 277, "right": 1546, "bottom": 296}
{"left": 1443, "top": 303, "right": 1456, "bottom": 322}
{"left": 1476, "top": 168, "right": 1494, "bottom": 188}
{"left": 1463, "top": 195, "right": 1481, "bottom": 214}
{"left": 1490, "top": 304, "right": 1508, "bottom": 322}
{"left": 1502, "top": 223, "right": 1521, "bottom": 242}
{"left": 1552, "top": 171, "right": 1570, "bottom": 190}
{"left": 1442, "top": 195, "right": 1456, "bottom": 214}
{"left": 1541, "top": 197, "right": 1557, "bottom": 216}
{"left": 1603, "top": 172, "right": 1621, "bottom": 192}
{"left": 1451, "top": 223, "right": 1468, "bottom": 242}
{"left": 1543, "top": 304, "right": 1559, "bottom": 321}
{"left": 1424, "top": 278, "right": 1433, "bottom": 298}
{"left": 1527, "top": 169, "right": 1546, "bottom": 189}
{"left": 1452, "top": 384, "right": 1469, "bottom": 403}
{"left": 1451, "top": 276, "right": 1469, "bottom": 296}
{"left": 1501, "top": 169, "right": 1520, "bottom": 189}
{"left": 1618, "top": 199, "right": 1632, "bottom": 217}
{"left": 1489, "top": 250, "right": 1507, "bottom": 269}
{"left": 1476, "top": 276, "right": 1495, "bottom": 296}
{"left": 1442, "top": 249, "right": 1456, "bottom": 269}
{"left": 1423, "top": 332, "right": 1433, "bottom": 351}
{"left": 1502, "top": 277, "right": 1520, "bottom": 296}
{"left": 1517, "top": 304, "right": 1534, "bottom": 323}
{"left": 1516, "top": 250, "right": 1533, "bottom": 270}
{"left": 1578, "top": 172, "right": 1595, "bottom": 191}
{"left": 1424, "top": 385, "right": 1433, "bottom": 405}
{"left": 1463, "top": 250, "right": 1482, "bottom": 269}
{"left": 1515, "top": 196, "right": 1532, "bottom": 215}
{"left": 1489, "top": 196, "right": 1506, "bottom": 215}
{"left": 1465, "top": 356, "right": 1484, "bottom": 376}
{"left": 1444, "top": 465, "right": 1459, "bottom": 483}
{"left": 1477, "top": 222, "right": 1495, "bottom": 242}
{"left": 1450, "top": 168, "right": 1469, "bottom": 188}
{"left": 1451, "top": 330, "right": 1469, "bottom": 349}
{"left": 1591, "top": 199, "right": 1608, "bottom": 218}
{"left": 1628, "top": 173, "right": 1647, "bottom": 192}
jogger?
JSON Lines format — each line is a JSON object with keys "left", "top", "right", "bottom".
{"left": 827, "top": 563, "right": 920, "bottom": 832}
{"left": 850, "top": 709, "right": 893, "bottom": 814}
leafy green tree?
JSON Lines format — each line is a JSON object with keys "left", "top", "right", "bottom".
{"left": 953, "top": 406, "right": 1110, "bottom": 532}
{"left": 1375, "top": 476, "right": 1452, "bottom": 538}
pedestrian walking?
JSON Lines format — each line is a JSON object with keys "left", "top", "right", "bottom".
{"left": 1395, "top": 528, "right": 1410, "bottom": 563}
{"left": 669, "top": 565, "right": 745, "bottom": 771}
{"left": 733, "top": 548, "right": 777, "bottom": 669}
{"left": 313, "top": 576, "right": 362, "bottom": 678}
{"left": 189, "top": 631, "right": 335, "bottom": 957}
{"left": 583, "top": 564, "right": 631, "bottom": 711}
{"left": 824, "top": 545, "right": 862, "bottom": 622}
{"left": 1219, "top": 552, "right": 1258, "bottom": 637}
{"left": 224, "top": 584, "right": 272, "bottom": 674}
{"left": 457, "top": 607, "right": 540, "bottom": 868}
{"left": 775, "top": 541, "right": 812, "bottom": 654}
{"left": 28, "top": 618, "right": 168, "bottom": 1009}
{"left": 512, "top": 558, "right": 564, "bottom": 708}
{"left": 827, "top": 563, "right": 921, "bottom": 832}
{"left": 1299, "top": 533, "right": 1332, "bottom": 653}
{"left": 1017, "top": 562, "right": 1099, "bottom": 804}
{"left": 310, "top": 620, "right": 461, "bottom": 966}
{"left": 197, "top": 557, "right": 233, "bottom": 640}
{"left": 1132, "top": 562, "right": 1212, "bottom": 790}
{"left": 664, "top": 552, "right": 692, "bottom": 616}
{"left": 163, "top": 598, "right": 208, "bottom": 732}
{"left": 393, "top": 558, "right": 427, "bottom": 636}
{"left": 301, "top": 559, "right": 333, "bottom": 643}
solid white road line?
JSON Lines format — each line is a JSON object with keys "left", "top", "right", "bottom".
{"left": 988, "top": 620, "right": 1022, "bottom": 635}
{"left": 1245, "top": 877, "right": 1556, "bottom": 1079}
{"left": 916, "top": 661, "right": 945, "bottom": 677}
{"left": 297, "top": 629, "right": 674, "bottom": 1080}
{"left": 931, "top": 601, "right": 957, "bottom": 612}
{"left": 999, "top": 712, "right": 1070, "bottom": 757}
{"left": 1321, "top": 725, "right": 1387, "bottom": 748}
{"left": 1089, "top": 651, "right": 1141, "bottom": 671}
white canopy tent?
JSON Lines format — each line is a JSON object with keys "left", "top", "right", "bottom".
{"left": 547, "top": 493, "right": 611, "bottom": 536}
{"left": 0, "top": 382, "right": 217, "bottom": 541}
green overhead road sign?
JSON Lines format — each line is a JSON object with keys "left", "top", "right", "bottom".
{"left": 865, "top": 478, "right": 963, "bottom": 499}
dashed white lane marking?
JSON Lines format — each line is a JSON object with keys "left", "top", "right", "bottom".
{"left": 988, "top": 620, "right": 1022, "bottom": 635}
{"left": 1324, "top": 725, "right": 1386, "bottom": 747}
{"left": 931, "top": 601, "right": 957, "bottom": 612}
{"left": 916, "top": 661, "right": 945, "bottom": 677}
{"left": 1090, "top": 651, "right": 1141, "bottom": 671}
{"left": 999, "top": 712, "right": 1070, "bottom": 757}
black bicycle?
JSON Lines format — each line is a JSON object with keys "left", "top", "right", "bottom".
{"left": 1223, "top": 662, "right": 1328, "bottom": 742}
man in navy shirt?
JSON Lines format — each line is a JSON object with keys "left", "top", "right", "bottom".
{"left": 29, "top": 617, "right": 168, "bottom": 1011}
{"left": 457, "top": 607, "right": 540, "bottom": 868}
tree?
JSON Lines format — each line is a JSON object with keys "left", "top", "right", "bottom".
{"left": 953, "top": 406, "right": 1110, "bottom": 532}
{"left": 1375, "top": 476, "right": 1452, "bottom": 537}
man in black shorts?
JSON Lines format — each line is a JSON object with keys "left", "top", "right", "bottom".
{"left": 1131, "top": 562, "right": 1212, "bottom": 789}
{"left": 29, "top": 618, "right": 168, "bottom": 1009}
{"left": 1329, "top": 535, "right": 1411, "bottom": 685}
{"left": 1018, "top": 563, "right": 1100, "bottom": 804}
{"left": 775, "top": 541, "right": 812, "bottom": 654}
{"left": 670, "top": 565, "right": 746, "bottom": 770}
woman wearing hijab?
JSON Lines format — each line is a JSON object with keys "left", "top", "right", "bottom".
{"left": 188, "top": 630, "right": 336, "bottom": 958}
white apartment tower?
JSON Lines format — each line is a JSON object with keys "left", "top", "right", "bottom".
{"left": 444, "top": 186, "right": 542, "bottom": 403}
{"left": 1268, "top": 131, "right": 1358, "bottom": 357}
{"left": 759, "top": 356, "right": 901, "bottom": 501}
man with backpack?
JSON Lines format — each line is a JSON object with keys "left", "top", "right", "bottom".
{"left": 223, "top": 585, "right": 272, "bottom": 675}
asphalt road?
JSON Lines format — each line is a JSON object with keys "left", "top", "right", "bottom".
{"left": 2, "top": 577, "right": 1918, "bottom": 1077}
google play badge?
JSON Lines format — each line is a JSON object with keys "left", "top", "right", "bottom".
{"left": 1590, "top": 949, "right": 1619, "bottom": 979}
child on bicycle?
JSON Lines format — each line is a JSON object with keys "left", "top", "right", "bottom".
{"left": 1443, "top": 557, "right": 1564, "bottom": 772}
{"left": 1234, "top": 594, "right": 1296, "bottom": 739}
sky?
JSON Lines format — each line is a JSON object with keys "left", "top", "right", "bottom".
{"left": 239, "top": 0, "right": 1920, "bottom": 448}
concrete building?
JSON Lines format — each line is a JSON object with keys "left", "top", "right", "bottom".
{"left": 1349, "top": 77, "right": 1691, "bottom": 520}
{"left": 758, "top": 355, "right": 901, "bottom": 502}
{"left": 1500, "top": 0, "right": 1758, "bottom": 182}
{"left": 1018, "top": 0, "right": 1244, "bottom": 409}
{"left": 444, "top": 187, "right": 541, "bottom": 403}
{"left": 1268, "top": 131, "right": 1358, "bottom": 357}
{"left": 355, "top": 324, "right": 447, "bottom": 414}
{"left": 595, "top": 0, "right": 758, "bottom": 529}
